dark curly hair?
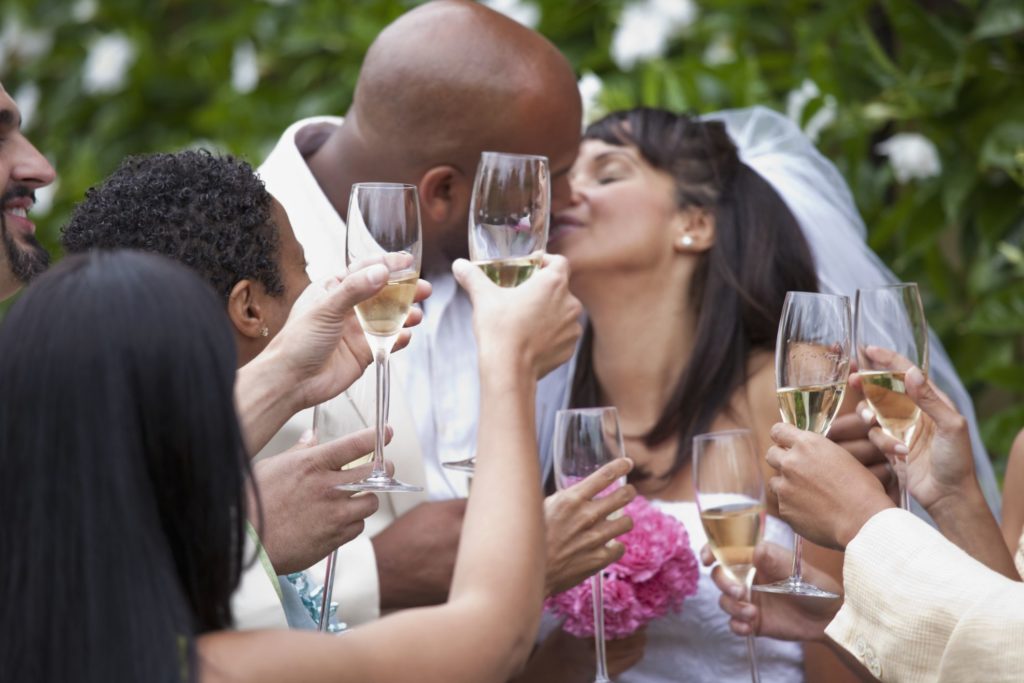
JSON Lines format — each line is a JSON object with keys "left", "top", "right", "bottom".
{"left": 61, "top": 149, "right": 283, "bottom": 300}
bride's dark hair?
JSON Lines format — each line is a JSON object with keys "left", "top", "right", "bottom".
{"left": 571, "top": 107, "right": 818, "bottom": 476}
{"left": 0, "top": 250, "right": 250, "bottom": 682}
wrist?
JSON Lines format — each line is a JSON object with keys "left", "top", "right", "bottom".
{"left": 927, "top": 477, "right": 986, "bottom": 529}
{"left": 838, "top": 491, "right": 894, "bottom": 549}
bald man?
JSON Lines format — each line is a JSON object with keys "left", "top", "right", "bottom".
{"left": 0, "top": 82, "right": 56, "bottom": 300}
{"left": 253, "top": 0, "right": 630, "bottom": 632}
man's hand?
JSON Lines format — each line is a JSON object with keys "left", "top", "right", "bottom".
{"left": 372, "top": 499, "right": 467, "bottom": 610}
{"left": 510, "top": 627, "right": 647, "bottom": 682}
{"left": 544, "top": 458, "right": 636, "bottom": 596}
{"left": 702, "top": 543, "right": 840, "bottom": 642}
{"left": 766, "top": 423, "right": 894, "bottom": 549}
{"left": 252, "top": 427, "right": 386, "bottom": 574}
{"left": 453, "top": 254, "right": 582, "bottom": 380}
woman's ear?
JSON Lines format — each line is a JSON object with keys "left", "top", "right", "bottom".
{"left": 673, "top": 207, "right": 716, "bottom": 254}
{"left": 226, "top": 279, "right": 266, "bottom": 340}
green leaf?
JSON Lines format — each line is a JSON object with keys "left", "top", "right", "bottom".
{"left": 979, "top": 121, "right": 1024, "bottom": 185}
{"left": 972, "top": 0, "right": 1024, "bottom": 40}
{"left": 963, "top": 280, "right": 1024, "bottom": 334}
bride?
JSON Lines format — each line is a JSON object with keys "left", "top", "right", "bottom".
{"left": 536, "top": 106, "right": 859, "bottom": 681}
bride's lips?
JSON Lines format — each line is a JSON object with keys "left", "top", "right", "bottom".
{"left": 549, "top": 214, "right": 584, "bottom": 244}
{"left": 2, "top": 195, "right": 36, "bottom": 236}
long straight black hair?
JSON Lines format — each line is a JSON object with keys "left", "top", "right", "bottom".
{"left": 571, "top": 108, "right": 819, "bottom": 476}
{"left": 0, "top": 250, "right": 250, "bottom": 682}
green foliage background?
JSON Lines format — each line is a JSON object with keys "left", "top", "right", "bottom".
{"left": 3, "top": 0, "right": 1022, "bottom": 470}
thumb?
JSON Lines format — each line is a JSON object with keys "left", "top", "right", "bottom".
{"left": 318, "top": 263, "right": 390, "bottom": 322}
{"left": 451, "top": 258, "right": 493, "bottom": 300}
{"left": 315, "top": 426, "right": 390, "bottom": 470}
{"left": 905, "top": 366, "right": 964, "bottom": 433}
{"left": 753, "top": 542, "right": 795, "bottom": 584}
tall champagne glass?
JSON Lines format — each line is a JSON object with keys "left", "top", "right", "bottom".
{"left": 855, "top": 283, "right": 929, "bottom": 511}
{"left": 337, "top": 183, "right": 422, "bottom": 493}
{"left": 552, "top": 407, "right": 626, "bottom": 683}
{"left": 444, "top": 151, "right": 550, "bottom": 473}
{"left": 757, "top": 291, "right": 850, "bottom": 599}
{"left": 694, "top": 429, "right": 766, "bottom": 683}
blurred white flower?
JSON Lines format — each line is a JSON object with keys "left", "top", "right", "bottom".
{"left": 263, "top": 0, "right": 295, "bottom": 5}
{"left": 82, "top": 33, "right": 137, "bottom": 95}
{"left": 703, "top": 34, "right": 736, "bottom": 67}
{"left": 0, "top": 17, "right": 54, "bottom": 75}
{"left": 483, "top": 0, "right": 540, "bottom": 29}
{"left": 876, "top": 133, "right": 942, "bottom": 183}
{"left": 72, "top": 0, "right": 98, "bottom": 23}
{"left": 611, "top": 0, "right": 698, "bottom": 70}
{"left": 13, "top": 82, "right": 40, "bottom": 130}
{"left": 803, "top": 94, "right": 837, "bottom": 143}
{"left": 578, "top": 72, "right": 604, "bottom": 125}
{"left": 231, "top": 41, "right": 260, "bottom": 95}
{"left": 786, "top": 78, "right": 820, "bottom": 124}
{"left": 33, "top": 179, "right": 59, "bottom": 216}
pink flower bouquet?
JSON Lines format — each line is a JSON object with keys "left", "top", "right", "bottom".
{"left": 544, "top": 496, "right": 699, "bottom": 639}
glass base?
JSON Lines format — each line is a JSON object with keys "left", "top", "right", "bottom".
{"left": 753, "top": 578, "right": 839, "bottom": 599}
{"left": 441, "top": 456, "right": 476, "bottom": 473}
{"left": 336, "top": 476, "right": 423, "bottom": 493}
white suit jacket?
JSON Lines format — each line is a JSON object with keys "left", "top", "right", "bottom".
{"left": 826, "top": 508, "right": 1024, "bottom": 682}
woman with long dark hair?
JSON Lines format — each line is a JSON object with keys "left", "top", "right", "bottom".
{"left": 541, "top": 107, "right": 854, "bottom": 681}
{"left": 0, "top": 249, "right": 584, "bottom": 682}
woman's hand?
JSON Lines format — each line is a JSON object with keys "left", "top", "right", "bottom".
{"left": 702, "top": 543, "right": 840, "bottom": 642}
{"left": 453, "top": 254, "right": 582, "bottom": 380}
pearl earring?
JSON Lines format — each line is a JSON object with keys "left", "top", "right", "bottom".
{"left": 260, "top": 326, "right": 269, "bottom": 338}
{"left": 680, "top": 235, "right": 695, "bottom": 248}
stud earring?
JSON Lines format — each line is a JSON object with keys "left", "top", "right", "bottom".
{"left": 680, "top": 235, "right": 695, "bottom": 248}
{"left": 260, "top": 326, "right": 269, "bottom": 338}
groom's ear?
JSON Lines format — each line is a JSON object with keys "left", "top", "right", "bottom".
{"left": 419, "top": 164, "right": 469, "bottom": 229}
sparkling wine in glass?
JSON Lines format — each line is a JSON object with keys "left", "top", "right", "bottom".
{"left": 552, "top": 407, "right": 626, "bottom": 683}
{"left": 757, "top": 291, "right": 851, "bottom": 600}
{"left": 337, "top": 183, "right": 422, "bottom": 493}
{"left": 694, "top": 429, "right": 766, "bottom": 683}
{"left": 444, "top": 151, "right": 550, "bottom": 473}
{"left": 855, "top": 283, "right": 929, "bottom": 511}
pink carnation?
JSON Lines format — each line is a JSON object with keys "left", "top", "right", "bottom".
{"left": 544, "top": 496, "right": 699, "bottom": 639}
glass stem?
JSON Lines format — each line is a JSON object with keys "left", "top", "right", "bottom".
{"left": 318, "top": 548, "right": 338, "bottom": 632}
{"left": 745, "top": 582, "right": 761, "bottom": 683}
{"left": 369, "top": 345, "right": 390, "bottom": 479}
{"left": 895, "top": 453, "right": 910, "bottom": 511}
{"left": 789, "top": 534, "right": 805, "bottom": 584}
{"left": 592, "top": 572, "right": 611, "bottom": 683}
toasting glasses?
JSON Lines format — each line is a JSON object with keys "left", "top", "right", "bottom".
{"left": 443, "top": 151, "right": 550, "bottom": 473}
{"left": 694, "top": 429, "right": 767, "bottom": 683}
{"left": 757, "top": 292, "right": 851, "bottom": 599}
{"left": 337, "top": 183, "right": 422, "bottom": 493}
{"left": 855, "top": 283, "right": 929, "bottom": 511}
{"left": 552, "top": 407, "right": 626, "bottom": 683}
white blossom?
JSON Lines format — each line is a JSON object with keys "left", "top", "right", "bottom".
{"left": 611, "top": 0, "right": 698, "bottom": 70}
{"left": 482, "top": 0, "right": 540, "bottom": 29}
{"left": 875, "top": 133, "right": 943, "bottom": 184}
{"left": 803, "top": 94, "right": 837, "bottom": 143}
{"left": 0, "top": 17, "right": 54, "bottom": 75}
{"left": 13, "top": 82, "right": 40, "bottom": 130}
{"left": 72, "top": 0, "right": 98, "bottom": 23}
{"left": 578, "top": 72, "right": 604, "bottom": 125}
{"left": 785, "top": 78, "right": 820, "bottom": 124}
{"left": 703, "top": 34, "right": 736, "bottom": 67}
{"left": 231, "top": 41, "right": 260, "bottom": 95}
{"left": 33, "top": 179, "right": 59, "bottom": 216}
{"left": 82, "top": 33, "right": 137, "bottom": 95}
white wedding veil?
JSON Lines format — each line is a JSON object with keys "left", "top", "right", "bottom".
{"left": 707, "top": 106, "right": 1001, "bottom": 518}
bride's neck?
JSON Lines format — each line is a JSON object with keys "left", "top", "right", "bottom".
{"left": 578, "top": 268, "right": 697, "bottom": 438}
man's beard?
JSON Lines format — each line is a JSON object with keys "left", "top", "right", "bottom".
{"left": 0, "top": 206, "right": 50, "bottom": 284}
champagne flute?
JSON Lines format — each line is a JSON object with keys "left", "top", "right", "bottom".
{"left": 855, "top": 283, "right": 929, "bottom": 511}
{"left": 444, "top": 151, "right": 550, "bottom": 473}
{"left": 337, "top": 183, "right": 423, "bottom": 493}
{"left": 552, "top": 407, "right": 625, "bottom": 683}
{"left": 694, "top": 429, "right": 766, "bottom": 683}
{"left": 757, "top": 291, "right": 850, "bottom": 599}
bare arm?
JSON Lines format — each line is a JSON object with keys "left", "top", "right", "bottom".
{"left": 201, "top": 255, "right": 582, "bottom": 683}
{"left": 1000, "top": 429, "right": 1024, "bottom": 555}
